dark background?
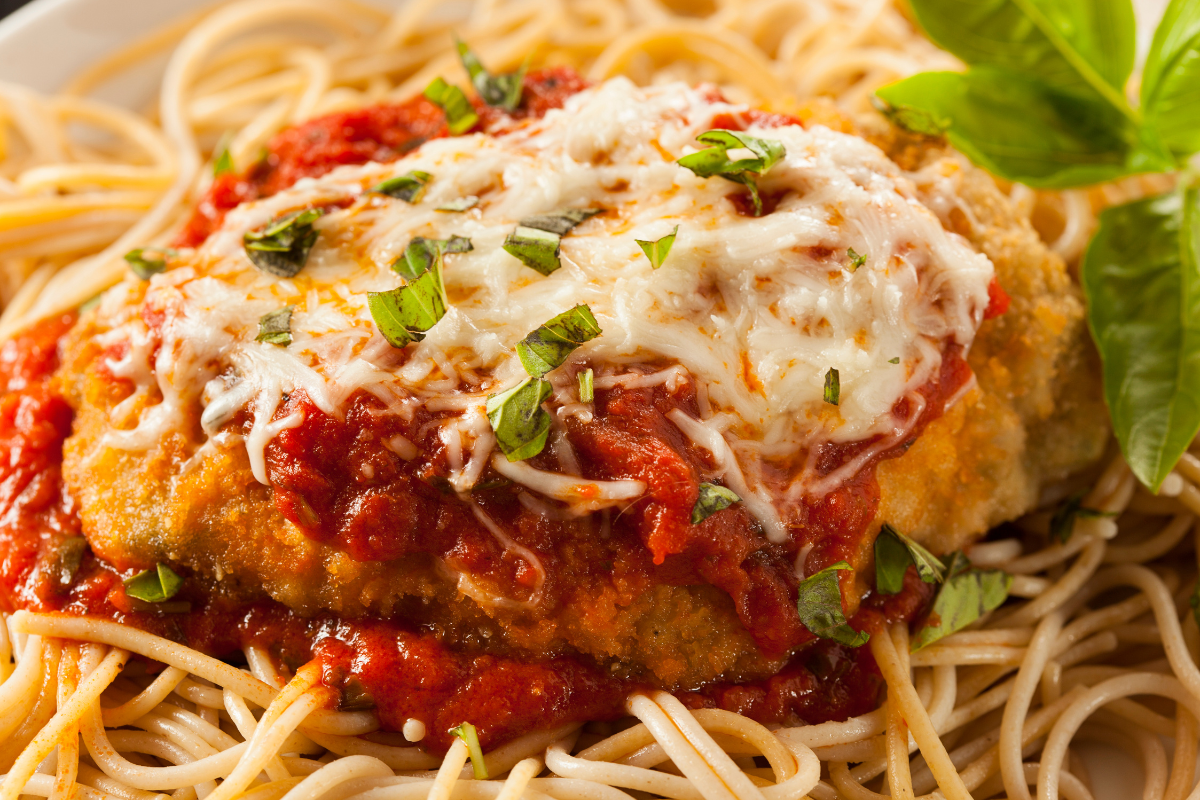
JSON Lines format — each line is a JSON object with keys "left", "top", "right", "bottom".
{"left": 0, "top": 0, "right": 30, "bottom": 18}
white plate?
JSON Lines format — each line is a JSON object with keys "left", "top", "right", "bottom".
{"left": 0, "top": 1, "right": 1176, "bottom": 798}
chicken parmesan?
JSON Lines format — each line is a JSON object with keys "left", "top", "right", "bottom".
{"left": 3, "top": 67, "right": 1103, "bottom": 750}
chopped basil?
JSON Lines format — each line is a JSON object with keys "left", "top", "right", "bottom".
{"left": 578, "top": 368, "right": 594, "bottom": 403}
{"left": 888, "top": 357, "right": 901, "bottom": 365}
{"left": 370, "top": 171, "right": 433, "bottom": 203}
{"left": 368, "top": 270, "right": 446, "bottom": 347}
{"left": 796, "top": 561, "right": 869, "bottom": 647}
{"left": 213, "top": 138, "right": 235, "bottom": 177}
{"left": 874, "top": 522, "right": 946, "bottom": 595}
{"left": 52, "top": 536, "right": 88, "bottom": 588}
{"left": 823, "top": 367, "right": 840, "bottom": 406}
{"left": 455, "top": 37, "right": 525, "bottom": 112}
{"left": 486, "top": 377, "right": 553, "bottom": 461}
{"left": 124, "top": 563, "right": 184, "bottom": 603}
{"left": 124, "top": 247, "right": 176, "bottom": 281}
{"left": 394, "top": 235, "right": 473, "bottom": 281}
{"left": 691, "top": 483, "right": 741, "bottom": 524}
{"left": 449, "top": 721, "right": 488, "bottom": 780}
{"left": 911, "top": 553, "right": 1012, "bottom": 650}
{"left": 636, "top": 225, "right": 679, "bottom": 269}
{"left": 676, "top": 129, "right": 786, "bottom": 216}
{"left": 503, "top": 225, "right": 563, "bottom": 275}
{"left": 516, "top": 305, "right": 602, "bottom": 378}
{"left": 1049, "top": 490, "right": 1117, "bottom": 544}
{"left": 256, "top": 305, "right": 295, "bottom": 347}
{"left": 437, "top": 196, "right": 480, "bottom": 213}
{"left": 847, "top": 248, "right": 867, "bottom": 271}
{"left": 243, "top": 208, "right": 324, "bottom": 278}
{"left": 423, "top": 77, "right": 479, "bottom": 135}
{"left": 520, "top": 208, "right": 602, "bottom": 236}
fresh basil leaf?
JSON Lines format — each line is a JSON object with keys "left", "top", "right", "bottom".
{"left": 911, "top": 561, "right": 1011, "bottom": 650}
{"left": 423, "top": 77, "right": 479, "bottom": 135}
{"left": 520, "top": 208, "right": 602, "bottom": 237}
{"left": 874, "top": 522, "right": 946, "bottom": 595}
{"left": 368, "top": 270, "right": 447, "bottom": 348}
{"left": 578, "top": 368, "right": 594, "bottom": 403}
{"left": 370, "top": 171, "right": 433, "bottom": 203}
{"left": 677, "top": 130, "right": 786, "bottom": 216}
{"left": 907, "top": 0, "right": 1136, "bottom": 102}
{"left": 455, "top": 37, "right": 526, "bottom": 112}
{"left": 213, "top": 137, "right": 235, "bottom": 177}
{"left": 243, "top": 208, "right": 324, "bottom": 277}
{"left": 516, "top": 305, "right": 602, "bottom": 378}
{"left": 394, "top": 235, "right": 473, "bottom": 281}
{"left": 124, "top": 247, "right": 176, "bottom": 281}
{"left": 1082, "top": 188, "right": 1200, "bottom": 491}
{"left": 888, "top": 357, "right": 901, "bottom": 365}
{"left": 437, "top": 196, "right": 480, "bottom": 213}
{"left": 1141, "top": 0, "right": 1200, "bottom": 159}
{"left": 636, "top": 225, "right": 679, "bottom": 269}
{"left": 691, "top": 483, "right": 741, "bottom": 524}
{"left": 124, "top": 563, "right": 184, "bottom": 603}
{"left": 255, "top": 305, "right": 294, "bottom": 347}
{"left": 796, "top": 561, "right": 869, "bottom": 647}
{"left": 449, "top": 721, "right": 489, "bottom": 779}
{"left": 503, "top": 225, "right": 562, "bottom": 275}
{"left": 870, "top": 96, "right": 951, "bottom": 137}
{"left": 486, "top": 377, "right": 553, "bottom": 461}
{"left": 847, "top": 248, "right": 867, "bottom": 271}
{"left": 876, "top": 68, "right": 1140, "bottom": 189}
{"left": 823, "top": 368, "right": 840, "bottom": 406}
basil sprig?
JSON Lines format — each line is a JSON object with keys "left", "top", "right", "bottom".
{"left": 676, "top": 130, "right": 785, "bottom": 216}
{"left": 503, "top": 209, "right": 601, "bottom": 275}
{"left": 256, "top": 305, "right": 294, "bottom": 347}
{"left": 243, "top": 208, "right": 324, "bottom": 277}
{"left": 796, "top": 561, "right": 869, "bottom": 647}
{"left": 636, "top": 225, "right": 679, "bottom": 269}
{"left": 874, "top": 522, "right": 946, "bottom": 595}
{"left": 124, "top": 563, "right": 184, "bottom": 603}
{"left": 449, "top": 721, "right": 488, "bottom": 780}
{"left": 424, "top": 77, "right": 479, "bottom": 135}
{"left": 124, "top": 247, "right": 176, "bottom": 280}
{"left": 488, "top": 305, "right": 602, "bottom": 461}
{"left": 911, "top": 553, "right": 1012, "bottom": 650}
{"left": 876, "top": 0, "right": 1200, "bottom": 491}
{"left": 516, "top": 304, "right": 602, "bottom": 378}
{"left": 691, "top": 483, "right": 741, "bottom": 524}
{"left": 455, "top": 38, "right": 526, "bottom": 112}
{"left": 1082, "top": 188, "right": 1200, "bottom": 490}
{"left": 370, "top": 171, "right": 432, "bottom": 203}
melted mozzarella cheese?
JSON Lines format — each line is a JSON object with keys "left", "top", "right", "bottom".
{"left": 93, "top": 78, "right": 994, "bottom": 516}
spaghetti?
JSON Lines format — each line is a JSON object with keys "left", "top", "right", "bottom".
{"left": 0, "top": 2, "right": 1197, "bottom": 800}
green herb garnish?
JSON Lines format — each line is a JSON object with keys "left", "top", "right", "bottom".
{"left": 578, "top": 368, "right": 594, "bottom": 403}
{"left": 449, "top": 721, "right": 488, "bottom": 779}
{"left": 424, "top": 77, "right": 479, "bottom": 135}
{"left": 636, "top": 225, "right": 679, "bottom": 269}
{"left": 521, "top": 208, "right": 603, "bottom": 236}
{"left": 691, "top": 483, "right": 741, "bottom": 524}
{"left": 213, "top": 136, "right": 235, "bottom": 177}
{"left": 503, "top": 225, "right": 564, "bottom": 275}
{"left": 823, "top": 367, "right": 840, "bottom": 406}
{"left": 455, "top": 37, "right": 526, "bottom": 112}
{"left": 676, "top": 129, "right": 785, "bottom": 216}
{"left": 124, "top": 247, "right": 176, "bottom": 281}
{"left": 370, "top": 171, "right": 433, "bottom": 203}
{"left": 847, "top": 248, "right": 867, "bottom": 271}
{"left": 437, "top": 196, "right": 479, "bottom": 213}
{"left": 368, "top": 270, "right": 446, "bottom": 347}
{"left": 874, "top": 522, "right": 946, "bottom": 595}
{"left": 243, "top": 208, "right": 324, "bottom": 278}
{"left": 911, "top": 553, "right": 1012, "bottom": 650}
{"left": 516, "top": 305, "right": 602, "bottom": 378}
{"left": 124, "top": 563, "right": 184, "bottom": 603}
{"left": 888, "top": 357, "right": 900, "bottom": 365}
{"left": 486, "top": 377, "right": 553, "bottom": 462}
{"left": 1049, "top": 490, "right": 1118, "bottom": 544}
{"left": 256, "top": 305, "right": 294, "bottom": 347}
{"left": 796, "top": 561, "right": 869, "bottom": 647}
{"left": 394, "top": 235, "right": 472, "bottom": 282}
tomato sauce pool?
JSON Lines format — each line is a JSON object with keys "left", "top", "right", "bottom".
{"left": 0, "top": 69, "right": 961, "bottom": 753}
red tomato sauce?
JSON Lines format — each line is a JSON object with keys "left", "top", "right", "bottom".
{"left": 0, "top": 70, "right": 976, "bottom": 752}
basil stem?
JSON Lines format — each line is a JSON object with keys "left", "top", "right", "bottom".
{"left": 449, "top": 722, "right": 489, "bottom": 779}
{"left": 847, "top": 248, "right": 867, "bottom": 271}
